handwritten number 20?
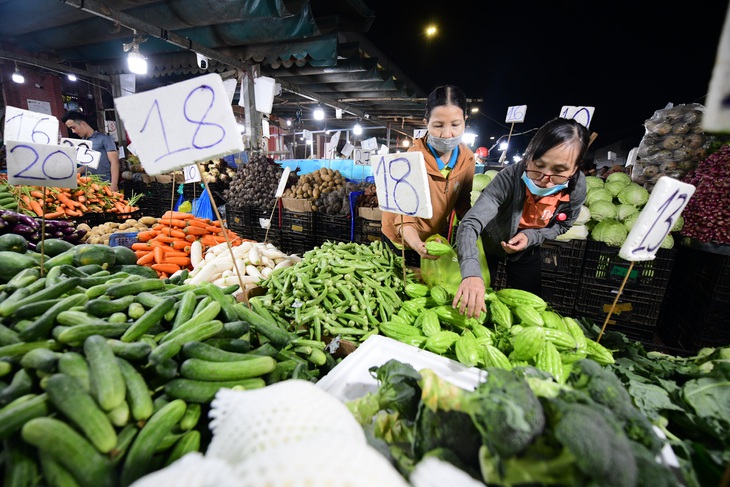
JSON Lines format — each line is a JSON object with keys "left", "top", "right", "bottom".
{"left": 11, "top": 145, "right": 75, "bottom": 180}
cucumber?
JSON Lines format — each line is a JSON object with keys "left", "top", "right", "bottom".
{"left": 109, "top": 423, "right": 138, "bottom": 467}
{"left": 18, "top": 293, "right": 89, "bottom": 342}
{"left": 45, "top": 373, "right": 118, "bottom": 453}
{"left": 121, "top": 297, "right": 175, "bottom": 343}
{"left": 164, "top": 430, "right": 201, "bottom": 467}
{"left": 75, "top": 264, "right": 105, "bottom": 275}
{"left": 134, "top": 291, "right": 168, "bottom": 308}
{"left": 108, "top": 264, "right": 159, "bottom": 279}
{"left": 179, "top": 356, "right": 276, "bottom": 381}
{"left": 56, "top": 264, "right": 89, "bottom": 278}
{"left": 3, "top": 268, "right": 40, "bottom": 293}
{"left": 236, "top": 304, "right": 292, "bottom": 347}
{"left": 120, "top": 399, "right": 187, "bottom": 487}
{"left": 178, "top": 403, "right": 202, "bottom": 431}
{"left": 106, "top": 339, "right": 152, "bottom": 362}
{"left": 116, "top": 357, "right": 154, "bottom": 422}
{"left": 202, "top": 282, "right": 240, "bottom": 322}
{"left": 0, "top": 277, "right": 81, "bottom": 318}
{"left": 39, "top": 449, "right": 82, "bottom": 487}
{"left": 182, "top": 340, "right": 257, "bottom": 362}
{"left": 84, "top": 335, "right": 126, "bottom": 412}
{"left": 84, "top": 295, "right": 136, "bottom": 317}
{"left": 160, "top": 301, "right": 221, "bottom": 344}
{"left": 0, "top": 339, "right": 61, "bottom": 360}
{"left": 108, "top": 312, "right": 129, "bottom": 324}
{"left": 0, "top": 393, "right": 49, "bottom": 440}
{"left": 13, "top": 298, "right": 63, "bottom": 320}
{"left": 57, "top": 352, "right": 90, "bottom": 391}
{"left": 56, "top": 322, "right": 130, "bottom": 345}
{"left": 21, "top": 417, "right": 114, "bottom": 487}
{"left": 106, "top": 399, "right": 130, "bottom": 428}
{"left": 217, "top": 320, "right": 251, "bottom": 339}
{"left": 154, "top": 432, "right": 184, "bottom": 453}
{"left": 170, "top": 290, "right": 197, "bottom": 331}
{"left": 42, "top": 248, "right": 76, "bottom": 271}
{"left": 0, "top": 323, "right": 21, "bottom": 346}
{"left": 105, "top": 278, "right": 166, "bottom": 298}
{"left": 19, "top": 347, "right": 59, "bottom": 373}
{"left": 127, "top": 302, "right": 147, "bottom": 320}
{"left": 164, "top": 377, "right": 265, "bottom": 403}
{"left": 0, "top": 251, "right": 38, "bottom": 283}
{"left": 3, "top": 438, "right": 39, "bottom": 487}
{"left": 148, "top": 320, "right": 223, "bottom": 366}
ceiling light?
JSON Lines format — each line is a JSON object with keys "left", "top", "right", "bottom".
{"left": 402, "top": 138, "right": 411, "bottom": 148}
{"left": 286, "top": 119, "right": 292, "bottom": 127}
{"left": 313, "top": 105, "right": 325, "bottom": 121}
{"left": 67, "top": 73, "right": 77, "bottom": 82}
{"left": 123, "top": 35, "right": 148, "bottom": 75}
{"left": 12, "top": 62, "right": 24, "bottom": 84}
{"left": 353, "top": 122, "right": 362, "bottom": 135}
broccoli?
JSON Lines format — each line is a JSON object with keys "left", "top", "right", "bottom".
{"left": 567, "top": 358, "right": 664, "bottom": 454}
{"left": 629, "top": 441, "right": 682, "bottom": 487}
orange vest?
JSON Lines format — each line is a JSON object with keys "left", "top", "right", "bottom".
{"left": 519, "top": 191, "right": 571, "bottom": 229}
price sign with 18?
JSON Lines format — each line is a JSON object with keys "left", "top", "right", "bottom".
{"left": 6, "top": 140, "right": 78, "bottom": 189}
{"left": 114, "top": 73, "right": 244, "bottom": 176}
{"left": 373, "top": 151, "right": 432, "bottom": 219}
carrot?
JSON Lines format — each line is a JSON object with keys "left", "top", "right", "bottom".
{"left": 77, "top": 203, "right": 89, "bottom": 213}
{"left": 157, "top": 227, "right": 186, "bottom": 239}
{"left": 153, "top": 245, "right": 165, "bottom": 265}
{"left": 209, "top": 220, "right": 222, "bottom": 227}
{"left": 42, "top": 211, "right": 65, "bottom": 219}
{"left": 65, "top": 209, "right": 83, "bottom": 217}
{"left": 184, "top": 235, "right": 199, "bottom": 243}
{"left": 137, "top": 230, "right": 159, "bottom": 242}
{"left": 169, "top": 240, "right": 191, "bottom": 251}
{"left": 182, "top": 226, "right": 211, "bottom": 236}
{"left": 201, "top": 234, "right": 227, "bottom": 247}
{"left": 137, "top": 252, "right": 155, "bottom": 266}
{"left": 205, "top": 225, "right": 222, "bottom": 234}
{"left": 104, "top": 186, "right": 114, "bottom": 196}
{"left": 155, "top": 235, "right": 184, "bottom": 244}
{"left": 29, "top": 199, "right": 45, "bottom": 217}
{"left": 161, "top": 250, "right": 189, "bottom": 258}
{"left": 151, "top": 263, "right": 181, "bottom": 275}
{"left": 57, "top": 192, "right": 77, "bottom": 208}
{"left": 186, "top": 219, "right": 210, "bottom": 229}
{"left": 161, "top": 211, "right": 195, "bottom": 220}
{"left": 30, "top": 190, "right": 45, "bottom": 199}
{"left": 131, "top": 242, "right": 154, "bottom": 252}
{"left": 160, "top": 256, "right": 191, "bottom": 268}
{"left": 162, "top": 219, "right": 188, "bottom": 229}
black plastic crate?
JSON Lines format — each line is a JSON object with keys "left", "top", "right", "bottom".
{"left": 252, "top": 206, "right": 280, "bottom": 231}
{"left": 581, "top": 240, "right": 676, "bottom": 288}
{"left": 573, "top": 279, "right": 666, "bottom": 332}
{"left": 540, "top": 239, "right": 586, "bottom": 277}
{"left": 226, "top": 206, "right": 252, "bottom": 234}
{"left": 671, "top": 243, "right": 730, "bottom": 300}
{"left": 280, "top": 229, "right": 315, "bottom": 257}
{"left": 316, "top": 213, "right": 352, "bottom": 245}
{"left": 356, "top": 217, "right": 382, "bottom": 244}
{"left": 541, "top": 272, "right": 579, "bottom": 316}
{"left": 252, "top": 224, "right": 282, "bottom": 247}
{"left": 282, "top": 209, "right": 316, "bottom": 236}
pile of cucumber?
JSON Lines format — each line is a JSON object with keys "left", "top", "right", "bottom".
{"left": 0, "top": 243, "right": 334, "bottom": 487}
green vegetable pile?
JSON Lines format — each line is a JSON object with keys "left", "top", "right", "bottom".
{"left": 347, "top": 358, "right": 679, "bottom": 487}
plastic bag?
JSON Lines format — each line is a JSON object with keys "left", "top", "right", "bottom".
{"left": 192, "top": 188, "right": 215, "bottom": 220}
{"left": 420, "top": 234, "right": 490, "bottom": 294}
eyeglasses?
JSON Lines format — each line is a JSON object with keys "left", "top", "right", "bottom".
{"left": 525, "top": 170, "right": 571, "bottom": 185}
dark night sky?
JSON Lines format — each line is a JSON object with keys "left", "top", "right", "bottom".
{"left": 362, "top": 0, "right": 729, "bottom": 155}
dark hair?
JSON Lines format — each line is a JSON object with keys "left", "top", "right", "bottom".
{"left": 424, "top": 85, "right": 468, "bottom": 121}
{"left": 61, "top": 110, "right": 87, "bottom": 124}
{"left": 523, "top": 118, "right": 590, "bottom": 169}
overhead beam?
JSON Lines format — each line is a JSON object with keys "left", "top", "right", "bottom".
{"left": 0, "top": 48, "right": 110, "bottom": 81}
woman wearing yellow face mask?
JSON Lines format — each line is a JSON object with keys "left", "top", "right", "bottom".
{"left": 454, "top": 117, "right": 591, "bottom": 318}
{"left": 381, "top": 84, "right": 476, "bottom": 267}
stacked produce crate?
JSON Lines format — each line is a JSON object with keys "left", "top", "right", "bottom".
{"left": 657, "top": 241, "right": 730, "bottom": 353}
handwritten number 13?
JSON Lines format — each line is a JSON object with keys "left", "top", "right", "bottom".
{"left": 632, "top": 189, "right": 687, "bottom": 254}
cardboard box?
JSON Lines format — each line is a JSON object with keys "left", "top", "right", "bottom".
{"left": 358, "top": 207, "right": 382, "bottom": 221}
{"left": 281, "top": 197, "right": 313, "bottom": 212}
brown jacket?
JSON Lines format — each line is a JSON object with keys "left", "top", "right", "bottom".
{"left": 382, "top": 136, "right": 475, "bottom": 248}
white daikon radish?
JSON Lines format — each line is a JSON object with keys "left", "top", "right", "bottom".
{"left": 274, "top": 258, "right": 294, "bottom": 270}
{"left": 260, "top": 255, "right": 274, "bottom": 269}
{"left": 188, "top": 259, "right": 232, "bottom": 285}
{"left": 245, "top": 265, "right": 264, "bottom": 281}
{"left": 190, "top": 240, "right": 204, "bottom": 269}
{"left": 260, "top": 266, "right": 273, "bottom": 279}
{"left": 248, "top": 245, "right": 261, "bottom": 266}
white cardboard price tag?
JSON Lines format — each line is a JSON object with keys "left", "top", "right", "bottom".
{"left": 114, "top": 73, "right": 244, "bottom": 176}
{"left": 373, "top": 151, "right": 432, "bottom": 218}
{"left": 353, "top": 147, "right": 370, "bottom": 166}
{"left": 6, "top": 140, "right": 78, "bottom": 189}
{"left": 183, "top": 164, "right": 202, "bottom": 183}
{"left": 61, "top": 138, "right": 100, "bottom": 169}
{"left": 362, "top": 137, "right": 378, "bottom": 152}
{"left": 274, "top": 167, "right": 291, "bottom": 198}
{"left": 4, "top": 106, "right": 59, "bottom": 146}
{"left": 559, "top": 106, "right": 595, "bottom": 128}
{"left": 619, "top": 176, "right": 695, "bottom": 261}
{"left": 505, "top": 105, "right": 527, "bottom": 123}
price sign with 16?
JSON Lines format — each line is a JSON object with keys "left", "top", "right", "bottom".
{"left": 4, "top": 106, "right": 59, "bottom": 145}
{"left": 373, "top": 151, "right": 432, "bottom": 219}
{"left": 6, "top": 140, "right": 78, "bottom": 189}
{"left": 114, "top": 73, "right": 244, "bottom": 176}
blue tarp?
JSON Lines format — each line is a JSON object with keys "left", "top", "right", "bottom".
{"left": 277, "top": 159, "right": 373, "bottom": 182}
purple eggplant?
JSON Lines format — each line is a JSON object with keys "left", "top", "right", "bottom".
{"left": 12, "top": 224, "right": 36, "bottom": 237}
{"left": 0, "top": 219, "right": 5, "bottom": 232}
{"left": 17, "top": 213, "right": 39, "bottom": 230}
{"left": 1, "top": 211, "right": 19, "bottom": 226}
{"left": 27, "top": 241, "right": 37, "bottom": 251}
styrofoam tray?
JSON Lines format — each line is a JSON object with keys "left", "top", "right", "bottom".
{"left": 316, "top": 335, "right": 486, "bottom": 402}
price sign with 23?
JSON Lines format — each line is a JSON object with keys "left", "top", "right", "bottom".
{"left": 60, "top": 138, "right": 101, "bottom": 169}
{"left": 114, "top": 73, "right": 244, "bottom": 176}
{"left": 6, "top": 141, "right": 78, "bottom": 189}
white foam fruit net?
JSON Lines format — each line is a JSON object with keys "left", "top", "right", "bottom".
{"left": 409, "top": 457, "right": 487, "bottom": 487}
{"left": 206, "top": 379, "right": 366, "bottom": 463}
{"left": 129, "top": 452, "right": 237, "bottom": 487}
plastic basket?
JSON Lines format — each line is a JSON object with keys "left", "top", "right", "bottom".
{"left": 581, "top": 240, "right": 676, "bottom": 288}
{"left": 356, "top": 218, "right": 382, "bottom": 244}
{"left": 227, "top": 206, "right": 252, "bottom": 234}
{"left": 109, "top": 232, "right": 138, "bottom": 248}
{"left": 316, "top": 213, "right": 352, "bottom": 245}
{"left": 282, "top": 209, "right": 315, "bottom": 235}
{"left": 280, "top": 229, "right": 315, "bottom": 257}
{"left": 540, "top": 272, "right": 579, "bottom": 316}
{"left": 539, "top": 239, "right": 587, "bottom": 277}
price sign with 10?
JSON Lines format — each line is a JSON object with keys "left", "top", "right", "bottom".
{"left": 183, "top": 164, "right": 202, "bottom": 183}
{"left": 114, "top": 73, "right": 244, "bottom": 176}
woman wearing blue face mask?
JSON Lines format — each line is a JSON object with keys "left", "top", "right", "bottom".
{"left": 381, "top": 84, "right": 476, "bottom": 266}
{"left": 453, "top": 117, "right": 590, "bottom": 317}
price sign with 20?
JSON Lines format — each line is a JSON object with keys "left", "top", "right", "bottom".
{"left": 373, "top": 151, "right": 432, "bottom": 219}
{"left": 6, "top": 141, "right": 78, "bottom": 189}
{"left": 114, "top": 73, "right": 244, "bottom": 176}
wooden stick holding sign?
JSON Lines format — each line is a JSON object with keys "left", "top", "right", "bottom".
{"left": 5, "top": 140, "right": 78, "bottom": 274}
{"left": 372, "top": 151, "right": 433, "bottom": 285}
{"left": 597, "top": 176, "right": 696, "bottom": 342}
{"left": 499, "top": 105, "right": 528, "bottom": 164}
{"left": 266, "top": 167, "right": 291, "bottom": 243}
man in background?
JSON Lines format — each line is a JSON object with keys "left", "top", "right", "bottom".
{"left": 62, "top": 110, "right": 120, "bottom": 192}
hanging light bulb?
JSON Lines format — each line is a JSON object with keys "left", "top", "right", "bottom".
{"left": 67, "top": 73, "right": 77, "bottom": 82}
{"left": 123, "top": 34, "right": 148, "bottom": 75}
{"left": 313, "top": 104, "right": 325, "bottom": 121}
{"left": 402, "top": 138, "right": 411, "bottom": 148}
{"left": 353, "top": 122, "right": 363, "bottom": 135}
{"left": 12, "top": 62, "right": 24, "bottom": 84}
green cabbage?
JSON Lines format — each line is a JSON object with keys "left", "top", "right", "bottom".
{"left": 470, "top": 190, "right": 481, "bottom": 207}
{"left": 623, "top": 212, "right": 639, "bottom": 232}
{"left": 585, "top": 176, "right": 605, "bottom": 191}
{"left": 586, "top": 188, "right": 613, "bottom": 206}
{"left": 661, "top": 233, "right": 674, "bottom": 249}
{"left": 472, "top": 173, "right": 492, "bottom": 192}
{"left": 671, "top": 214, "right": 684, "bottom": 233}
{"left": 575, "top": 205, "right": 591, "bottom": 225}
{"left": 590, "top": 219, "right": 628, "bottom": 247}
{"left": 605, "top": 171, "right": 632, "bottom": 186}
{"left": 616, "top": 203, "right": 639, "bottom": 222}
{"left": 555, "top": 224, "right": 589, "bottom": 241}
{"left": 617, "top": 183, "right": 649, "bottom": 207}
{"left": 588, "top": 200, "right": 618, "bottom": 221}
{"left": 485, "top": 170, "right": 500, "bottom": 180}
{"left": 604, "top": 179, "right": 630, "bottom": 197}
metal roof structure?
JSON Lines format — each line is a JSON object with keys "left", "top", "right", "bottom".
{"left": 0, "top": 0, "right": 445, "bottom": 141}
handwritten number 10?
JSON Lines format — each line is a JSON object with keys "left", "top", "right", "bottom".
{"left": 140, "top": 84, "right": 225, "bottom": 162}
{"left": 632, "top": 189, "right": 687, "bottom": 254}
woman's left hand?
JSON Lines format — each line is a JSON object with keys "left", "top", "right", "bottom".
{"left": 501, "top": 232, "right": 528, "bottom": 254}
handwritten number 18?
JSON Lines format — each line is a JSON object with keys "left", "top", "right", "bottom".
{"left": 375, "top": 156, "right": 420, "bottom": 215}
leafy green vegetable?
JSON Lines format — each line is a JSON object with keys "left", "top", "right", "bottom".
{"left": 617, "top": 182, "right": 649, "bottom": 206}
{"left": 589, "top": 200, "right": 618, "bottom": 221}
{"left": 590, "top": 218, "right": 628, "bottom": 246}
